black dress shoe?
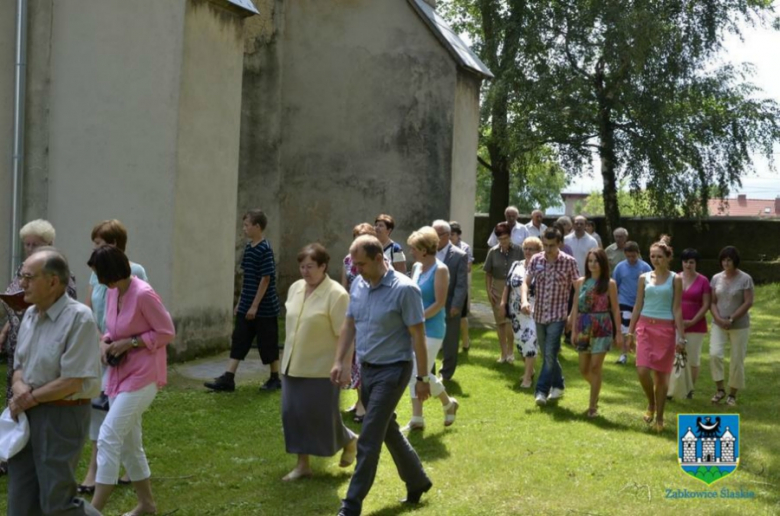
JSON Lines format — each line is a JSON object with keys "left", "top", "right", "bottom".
{"left": 401, "top": 480, "right": 432, "bottom": 504}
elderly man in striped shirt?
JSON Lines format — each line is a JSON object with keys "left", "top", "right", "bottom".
{"left": 521, "top": 227, "right": 579, "bottom": 407}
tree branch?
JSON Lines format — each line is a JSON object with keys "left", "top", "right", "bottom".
{"left": 478, "top": 155, "right": 494, "bottom": 171}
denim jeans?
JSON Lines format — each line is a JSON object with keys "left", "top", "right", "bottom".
{"left": 535, "top": 320, "right": 566, "bottom": 396}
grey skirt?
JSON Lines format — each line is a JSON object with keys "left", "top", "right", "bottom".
{"left": 281, "top": 375, "right": 355, "bottom": 456}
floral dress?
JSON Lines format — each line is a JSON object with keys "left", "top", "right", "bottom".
{"left": 506, "top": 260, "right": 537, "bottom": 357}
{"left": 574, "top": 278, "right": 614, "bottom": 354}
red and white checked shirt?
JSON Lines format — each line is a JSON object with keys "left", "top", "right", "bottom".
{"left": 525, "top": 251, "right": 579, "bottom": 323}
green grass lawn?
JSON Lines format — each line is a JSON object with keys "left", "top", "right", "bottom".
{"left": 2, "top": 283, "right": 779, "bottom": 515}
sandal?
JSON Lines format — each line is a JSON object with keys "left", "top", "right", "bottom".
{"left": 726, "top": 395, "right": 737, "bottom": 407}
{"left": 642, "top": 409, "right": 655, "bottom": 424}
{"left": 443, "top": 398, "right": 459, "bottom": 427}
{"left": 353, "top": 414, "right": 364, "bottom": 424}
{"left": 339, "top": 437, "right": 358, "bottom": 468}
{"left": 711, "top": 390, "right": 726, "bottom": 404}
{"left": 654, "top": 420, "right": 665, "bottom": 433}
{"left": 587, "top": 407, "right": 599, "bottom": 418}
{"left": 77, "top": 484, "right": 96, "bottom": 495}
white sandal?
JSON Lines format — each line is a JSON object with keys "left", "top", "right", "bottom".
{"left": 402, "top": 416, "right": 425, "bottom": 432}
{"left": 443, "top": 398, "right": 459, "bottom": 427}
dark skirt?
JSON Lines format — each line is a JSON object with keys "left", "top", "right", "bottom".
{"left": 281, "top": 375, "right": 355, "bottom": 456}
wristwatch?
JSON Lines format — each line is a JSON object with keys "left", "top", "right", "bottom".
{"left": 415, "top": 375, "right": 429, "bottom": 383}
{"left": 131, "top": 336, "right": 139, "bottom": 348}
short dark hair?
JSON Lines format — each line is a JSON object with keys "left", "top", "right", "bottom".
{"left": 88, "top": 245, "right": 131, "bottom": 285}
{"left": 494, "top": 222, "right": 511, "bottom": 237}
{"left": 243, "top": 209, "right": 268, "bottom": 230}
{"left": 543, "top": 227, "right": 563, "bottom": 243}
{"left": 680, "top": 248, "right": 700, "bottom": 264}
{"left": 350, "top": 235, "right": 384, "bottom": 260}
{"left": 449, "top": 221, "right": 462, "bottom": 235}
{"left": 718, "top": 246, "right": 741, "bottom": 268}
{"left": 91, "top": 219, "right": 128, "bottom": 251}
{"left": 297, "top": 243, "right": 330, "bottom": 271}
{"left": 375, "top": 214, "right": 395, "bottom": 232}
{"left": 624, "top": 241, "right": 640, "bottom": 253}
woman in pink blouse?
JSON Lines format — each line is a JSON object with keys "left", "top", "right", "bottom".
{"left": 679, "top": 249, "right": 711, "bottom": 393}
{"left": 88, "top": 245, "right": 175, "bottom": 516}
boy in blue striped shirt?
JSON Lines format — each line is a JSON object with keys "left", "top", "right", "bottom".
{"left": 205, "top": 209, "right": 281, "bottom": 392}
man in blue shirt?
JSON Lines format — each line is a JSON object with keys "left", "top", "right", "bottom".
{"left": 331, "top": 235, "right": 432, "bottom": 516}
{"left": 612, "top": 241, "right": 652, "bottom": 364}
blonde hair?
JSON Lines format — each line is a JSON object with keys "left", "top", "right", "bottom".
{"left": 523, "top": 236, "right": 543, "bottom": 251}
{"left": 20, "top": 219, "right": 56, "bottom": 245}
{"left": 407, "top": 226, "right": 439, "bottom": 256}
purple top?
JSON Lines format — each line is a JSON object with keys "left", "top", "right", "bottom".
{"left": 681, "top": 273, "right": 710, "bottom": 334}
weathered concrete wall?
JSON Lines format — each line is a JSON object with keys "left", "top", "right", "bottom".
{"left": 6, "top": 0, "right": 252, "bottom": 360}
{"left": 171, "top": 0, "right": 247, "bottom": 359}
{"left": 237, "top": 0, "right": 284, "bottom": 301}
{"left": 249, "top": 0, "right": 462, "bottom": 292}
{"left": 44, "top": 0, "right": 185, "bottom": 303}
{"left": 449, "top": 72, "right": 481, "bottom": 245}
{"left": 0, "top": 0, "right": 15, "bottom": 290}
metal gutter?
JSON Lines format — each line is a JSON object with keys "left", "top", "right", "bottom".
{"left": 11, "top": 0, "right": 27, "bottom": 276}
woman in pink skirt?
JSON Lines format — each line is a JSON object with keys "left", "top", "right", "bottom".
{"left": 626, "top": 238, "right": 686, "bottom": 432}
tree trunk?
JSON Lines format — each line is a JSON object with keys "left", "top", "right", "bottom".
{"left": 488, "top": 88, "right": 510, "bottom": 228}
{"left": 596, "top": 70, "right": 620, "bottom": 238}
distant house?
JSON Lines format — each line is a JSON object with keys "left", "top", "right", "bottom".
{"left": 708, "top": 195, "right": 780, "bottom": 218}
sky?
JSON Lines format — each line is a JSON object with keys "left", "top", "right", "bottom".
{"left": 565, "top": 14, "right": 780, "bottom": 200}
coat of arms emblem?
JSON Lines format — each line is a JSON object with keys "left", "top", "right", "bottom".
{"left": 678, "top": 414, "right": 739, "bottom": 485}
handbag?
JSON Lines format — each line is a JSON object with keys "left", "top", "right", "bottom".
{"left": 667, "top": 351, "right": 694, "bottom": 399}
{"left": 0, "top": 408, "right": 30, "bottom": 461}
{"left": 91, "top": 392, "right": 110, "bottom": 412}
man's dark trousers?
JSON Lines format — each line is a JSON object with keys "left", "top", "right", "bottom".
{"left": 8, "top": 403, "right": 101, "bottom": 516}
{"left": 340, "top": 361, "right": 430, "bottom": 515}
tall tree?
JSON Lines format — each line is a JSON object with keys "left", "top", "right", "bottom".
{"left": 443, "top": 0, "right": 780, "bottom": 236}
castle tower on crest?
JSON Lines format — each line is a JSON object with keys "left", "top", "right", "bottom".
{"left": 721, "top": 427, "right": 736, "bottom": 462}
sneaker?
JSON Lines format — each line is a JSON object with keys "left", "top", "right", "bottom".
{"left": 548, "top": 387, "right": 564, "bottom": 401}
{"left": 260, "top": 377, "right": 282, "bottom": 391}
{"left": 204, "top": 373, "right": 235, "bottom": 392}
{"left": 535, "top": 392, "right": 548, "bottom": 406}
{"left": 616, "top": 354, "right": 627, "bottom": 365}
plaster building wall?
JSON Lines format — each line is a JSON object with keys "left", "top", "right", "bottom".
{"left": 44, "top": 0, "right": 186, "bottom": 304}
{"left": 269, "top": 0, "right": 461, "bottom": 290}
{"left": 171, "top": 0, "right": 247, "bottom": 357}
{"left": 449, "top": 73, "right": 481, "bottom": 245}
{"left": 0, "top": 0, "right": 15, "bottom": 291}
{"left": 237, "top": 0, "right": 284, "bottom": 287}
{"left": 4, "top": 0, "right": 252, "bottom": 359}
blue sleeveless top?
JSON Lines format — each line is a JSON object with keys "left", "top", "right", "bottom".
{"left": 412, "top": 261, "right": 446, "bottom": 339}
{"left": 641, "top": 272, "right": 675, "bottom": 320}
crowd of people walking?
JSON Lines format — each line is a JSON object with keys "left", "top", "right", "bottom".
{"left": 0, "top": 207, "right": 757, "bottom": 515}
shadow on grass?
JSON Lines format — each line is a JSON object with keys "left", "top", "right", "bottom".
{"left": 367, "top": 501, "right": 431, "bottom": 516}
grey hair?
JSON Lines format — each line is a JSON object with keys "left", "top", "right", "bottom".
{"left": 32, "top": 246, "right": 70, "bottom": 286}
{"left": 505, "top": 206, "right": 519, "bottom": 215}
{"left": 431, "top": 219, "right": 451, "bottom": 234}
{"left": 613, "top": 227, "right": 628, "bottom": 237}
{"left": 19, "top": 219, "right": 56, "bottom": 244}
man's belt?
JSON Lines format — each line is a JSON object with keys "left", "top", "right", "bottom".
{"left": 361, "top": 360, "right": 410, "bottom": 369}
{"left": 47, "top": 399, "right": 91, "bottom": 407}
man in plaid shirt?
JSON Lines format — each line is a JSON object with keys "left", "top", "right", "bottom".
{"left": 521, "top": 227, "right": 579, "bottom": 406}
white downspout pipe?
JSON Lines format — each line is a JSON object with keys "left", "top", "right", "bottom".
{"left": 11, "top": 0, "right": 28, "bottom": 277}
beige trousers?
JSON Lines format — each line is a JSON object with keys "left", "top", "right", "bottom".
{"left": 709, "top": 325, "right": 749, "bottom": 390}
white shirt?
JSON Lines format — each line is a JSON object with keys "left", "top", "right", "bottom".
{"left": 525, "top": 222, "right": 547, "bottom": 238}
{"left": 564, "top": 232, "right": 599, "bottom": 276}
{"left": 487, "top": 222, "right": 529, "bottom": 247}
{"left": 436, "top": 242, "right": 451, "bottom": 262}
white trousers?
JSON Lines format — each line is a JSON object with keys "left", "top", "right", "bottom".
{"left": 96, "top": 382, "right": 157, "bottom": 484}
{"left": 709, "top": 325, "right": 749, "bottom": 390}
{"left": 409, "top": 336, "right": 446, "bottom": 399}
